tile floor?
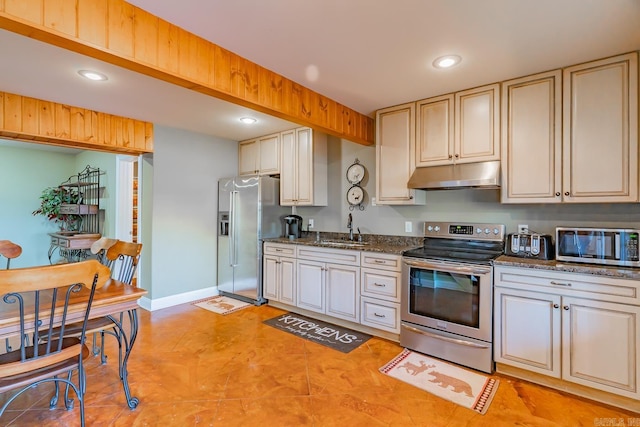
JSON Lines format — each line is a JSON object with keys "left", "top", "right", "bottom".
{"left": 1, "top": 302, "right": 638, "bottom": 426}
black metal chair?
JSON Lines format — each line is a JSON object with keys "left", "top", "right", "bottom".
{"left": 0, "top": 260, "right": 110, "bottom": 427}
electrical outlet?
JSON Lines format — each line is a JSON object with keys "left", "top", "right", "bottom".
{"left": 518, "top": 224, "right": 529, "bottom": 233}
{"left": 308, "top": 219, "right": 314, "bottom": 229}
{"left": 405, "top": 221, "right": 412, "bottom": 233}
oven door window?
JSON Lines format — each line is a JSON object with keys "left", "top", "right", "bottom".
{"left": 408, "top": 267, "right": 479, "bottom": 328}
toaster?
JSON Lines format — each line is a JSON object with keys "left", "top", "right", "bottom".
{"left": 505, "top": 233, "right": 554, "bottom": 260}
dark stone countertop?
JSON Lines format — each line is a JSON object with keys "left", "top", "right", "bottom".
{"left": 263, "top": 233, "right": 423, "bottom": 256}
{"left": 494, "top": 255, "right": 640, "bottom": 281}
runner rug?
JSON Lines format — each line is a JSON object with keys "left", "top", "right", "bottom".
{"left": 379, "top": 349, "right": 499, "bottom": 415}
{"left": 263, "top": 312, "right": 371, "bottom": 353}
{"left": 193, "top": 295, "right": 251, "bottom": 315}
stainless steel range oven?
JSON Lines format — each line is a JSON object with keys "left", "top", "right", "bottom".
{"left": 400, "top": 222, "right": 505, "bottom": 374}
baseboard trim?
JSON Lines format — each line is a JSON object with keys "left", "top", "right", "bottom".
{"left": 138, "top": 287, "right": 219, "bottom": 311}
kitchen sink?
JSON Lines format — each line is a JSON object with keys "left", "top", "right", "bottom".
{"left": 319, "top": 239, "right": 368, "bottom": 247}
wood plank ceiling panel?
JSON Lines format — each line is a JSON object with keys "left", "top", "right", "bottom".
{"left": 0, "top": 0, "right": 374, "bottom": 147}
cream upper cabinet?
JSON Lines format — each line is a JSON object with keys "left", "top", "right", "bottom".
{"left": 375, "top": 103, "right": 426, "bottom": 205}
{"left": 280, "top": 127, "right": 328, "bottom": 206}
{"left": 416, "top": 84, "right": 499, "bottom": 167}
{"left": 238, "top": 139, "right": 259, "bottom": 175}
{"left": 238, "top": 133, "right": 280, "bottom": 176}
{"left": 562, "top": 52, "right": 638, "bottom": 203}
{"left": 455, "top": 83, "right": 500, "bottom": 163}
{"left": 415, "top": 94, "right": 454, "bottom": 167}
{"left": 501, "top": 70, "right": 562, "bottom": 203}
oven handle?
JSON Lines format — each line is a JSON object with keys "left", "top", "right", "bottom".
{"left": 402, "top": 258, "right": 491, "bottom": 276}
{"left": 401, "top": 324, "right": 490, "bottom": 349}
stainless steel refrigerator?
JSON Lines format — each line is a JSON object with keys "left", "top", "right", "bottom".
{"left": 217, "top": 175, "right": 287, "bottom": 305}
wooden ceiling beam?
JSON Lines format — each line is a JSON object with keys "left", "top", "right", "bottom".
{"left": 0, "top": 0, "right": 374, "bottom": 146}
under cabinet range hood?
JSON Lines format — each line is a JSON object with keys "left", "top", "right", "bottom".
{"left": 407, "top": 160, "right": 501, "bottom": 190}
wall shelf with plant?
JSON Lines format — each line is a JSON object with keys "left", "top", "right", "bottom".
{"left": 33, "top": 165, "right": 103, "bottom": 263}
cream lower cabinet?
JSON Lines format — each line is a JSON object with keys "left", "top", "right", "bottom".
{"left": 265, "top": 243, "right": 404, "bottom": 336}
{"left": 296, "top": 246, "right": 361, "bottom": 322}
{"left": 360, "top": 252, "right": 402, "bottom": 333}
{"left": 263, "top": 243, "right": 296, "bottom": 305}
{"left": 494, "top": 265, "right": 640, "bottom": 401}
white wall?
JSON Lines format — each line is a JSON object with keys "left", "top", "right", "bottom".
{"left": 148, "top": 126, "right": 237, "bottom": 300}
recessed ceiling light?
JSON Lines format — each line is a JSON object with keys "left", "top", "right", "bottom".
{"left": 77, "top": 70, "right": 108, "bottom": 81}
{"left": 239, "top": 117, "right": 257, "bottom": 124}
{"left": 432, "top": 55, "right": 462, "bottom": 69}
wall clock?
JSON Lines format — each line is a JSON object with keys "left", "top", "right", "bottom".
{"left": 345, "top": 159, "right": 366, "bottom": 210}
{"left": 346, "top": 160, "right": 365, "bottom": 184}
{"left": 347, "top": 185, "right": 364, "bottom": 210}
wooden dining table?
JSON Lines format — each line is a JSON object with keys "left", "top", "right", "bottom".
{"left": 0, "top": 277, "right": 147, "bottom": 409}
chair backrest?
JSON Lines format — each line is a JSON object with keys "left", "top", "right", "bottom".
{"left": 90, "top": 237, "right": 118, "bottom": 265}
{"left": 104, "top": 241, "right": 143, "bottom": 285}
{"left": 0, "top": 240, "right": 22, "bottom": 269}
{"left": 0, "top": 260, "right": 110, "bottom": 377}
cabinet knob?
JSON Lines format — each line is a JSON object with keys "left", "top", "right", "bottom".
{"left": 553, "top": 303, "right": 559, "bottom": 309}
{"left": 555, "top": 192, "right": 560, "bottom": 197}
{"left": 374, "top": 313, "right": 386, "bottom": 318}
{"left": 563, "top": 305, "right": 570, "bottom": 310}
{"left": 448, "top": 155, "right": 453, "bottom": 160}
{"left": 564, "top": 192, "right": 570, "bottom": 196}
{"left": 454, "top": 154, "right": 459, "bottom": 159}
{"left": 373, "top": 282, "right": 386, "bottom": 287}
{"left": 409, "top": 195, "right": 414, "bottom": 200}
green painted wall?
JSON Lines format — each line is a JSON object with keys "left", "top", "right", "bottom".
{"left": 0, "top": 141, "right": 116, "bottom": 268}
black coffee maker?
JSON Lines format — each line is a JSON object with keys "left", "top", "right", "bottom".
{"left": 283, "top": 215, "right": 303, "bottom": 239}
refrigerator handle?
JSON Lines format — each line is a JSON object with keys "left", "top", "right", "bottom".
{"left": 229, "top": 191, "right": 237, "bottom": 266}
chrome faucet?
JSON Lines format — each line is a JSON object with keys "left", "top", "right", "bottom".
{"left": 347, "top": 213, "right": 354, "bottom": 241}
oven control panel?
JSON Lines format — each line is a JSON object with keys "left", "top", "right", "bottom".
{"left": 423, "top": 222, "right": 505, "bottom": 241}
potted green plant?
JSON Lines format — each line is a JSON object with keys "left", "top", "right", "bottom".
{"left": 32, "top": 186, "right": 82, "bottom": 232}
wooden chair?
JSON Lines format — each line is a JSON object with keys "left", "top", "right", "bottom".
{"left": 80, "top": 240, "right": 143, "bottom": 364}
{"left": 0, "top": 240, "right": 22, "bottom": 353}
{"left": 0, "top": 240, "right": 22, "bottom": 269}
{"left": 90, "top": 237, "right": 118, "bottom": 264}
{"left": 103, "top": 240, "right": 143, "bottom": 286}
{"left": 0, "top": 260, "right": 110, "bottom": 427}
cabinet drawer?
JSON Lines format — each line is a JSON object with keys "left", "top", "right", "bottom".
{"left": 495, "top": 266, "right": 640, "bottom": 305}
{"left": 56, "top": 238, "right": 70, "bottom": 248}
{"left": 59, "top": 204, "right": 98, "bottom": 215}
{"left": 361, "top": 253, "right": 401, "bottom": 271}
{"left": 361, "top": 268, "right": 401, "bottom": 302}
{"left": 296, "top": 246, "right": 360, "bottom": 266}
{"left": 50, "top": 237, "right": 59, "bottom": 245}
{"left": 360, "top": 296, "right": 400, "bottom": 333}
{"left": 264, "top": 243, "right": 296, "bottom": 257}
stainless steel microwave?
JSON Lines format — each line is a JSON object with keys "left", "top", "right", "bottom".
{"left": 556, "top": 227, "right": 640, "bottom": 267}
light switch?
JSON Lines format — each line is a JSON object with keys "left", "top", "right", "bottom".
{"left": 308, "top": 219, "right": 314, "bottom": 228}
{"left": 405, "top": 221, "right": 412, "bottom": 233}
